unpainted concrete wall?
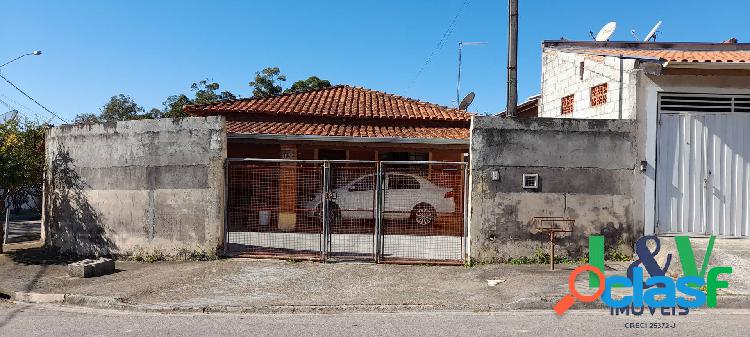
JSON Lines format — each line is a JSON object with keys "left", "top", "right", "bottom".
{"left": 470, "top": 117, "right": 643, "bottom": 262}
{"left": 45, "top": 117, "right": 226, "bottom": 257}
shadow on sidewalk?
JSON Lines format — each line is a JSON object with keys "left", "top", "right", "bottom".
{"left": 4, "top": 244, "right": 80, "bottom": 266}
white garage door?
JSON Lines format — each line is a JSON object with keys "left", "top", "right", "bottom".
{"left": 656, "top": 93, "right": 750, "bottom": 237}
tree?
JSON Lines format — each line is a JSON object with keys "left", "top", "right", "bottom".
{"left": 99, "top": 94, "right": 145, "bottom": 122}
{"left": 284, "top": 76, "right": 332, "bottom": 94}
{"left": 249, "top": 67, "right": 286, "bottom": 98}
{"left": 0, "top": 118, "right": 45, "bottom": 252}
{"left": 74, "top": 94, "right": 147, "bottom": 124}
{"left": 192, "top": 80, "right": 236, "bottom": 105}
{"left": 159, "top": 80, "right": 236, "bottom": 119}
{"left": 73, "top": 113, "right": 100, "bottom": 124}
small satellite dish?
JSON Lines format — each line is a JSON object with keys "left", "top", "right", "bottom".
{"left": 595, "top": 22, "right": 617, "bottom": 41}
{"left": 643, "top": 21, "right": 662, "bottom": 42}
{"left": 459, "top": 92, "right": 475, "bottom": 111}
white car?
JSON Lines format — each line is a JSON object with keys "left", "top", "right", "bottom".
{"left": 305, "top": 173, "right": 456, "bottom": 226}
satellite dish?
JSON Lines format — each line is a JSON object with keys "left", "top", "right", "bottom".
{"left": 643, "top": 21, "right": 662, "bottom": 42}
{"left": 595, "top": 22, "right": 617, "bottom": 41}
{"left": 459, "top": 92, "right": 475, "bottom": 111}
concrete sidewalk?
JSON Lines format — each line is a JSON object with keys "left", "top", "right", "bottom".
{"left": 1, "top": 239, "right": 749, "bottom": 314}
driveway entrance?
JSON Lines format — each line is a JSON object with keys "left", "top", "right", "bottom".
{"left": 224, "top": 159, "right": 467, "bottom": 264}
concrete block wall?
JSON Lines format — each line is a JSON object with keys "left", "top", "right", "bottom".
{"left": 539, "top": 50, "right": 639, "bottom": 119}
{"left": 469, "top": 117, "right": 644, "bottom": 262}
{"left": 45, "top": 117, "right": 226, "bottom": 257}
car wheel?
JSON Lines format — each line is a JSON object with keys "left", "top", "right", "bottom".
{"left": 411, "top": 203, "right": 436, "bottom": 227}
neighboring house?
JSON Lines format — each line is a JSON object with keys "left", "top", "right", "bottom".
{"left": 497, "top": 95, "right": 540, "bottom": 118}
{"left": 184, "top": 85, "right": 472, "bottom": 163}
{"left": 538, "top": 40, "right": 750, "bottom": 238}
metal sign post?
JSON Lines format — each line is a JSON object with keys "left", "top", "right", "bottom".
{"left": 533, "top": 217, "right": 574, "bottom": 271}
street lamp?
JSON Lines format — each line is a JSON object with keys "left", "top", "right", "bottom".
{"left": 0, "top": 50, "right": 42, "bottom": 69}
{"left": 457, "top": 42, "right": 487, "bottom": 106}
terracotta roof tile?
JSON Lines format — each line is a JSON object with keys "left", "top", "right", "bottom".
{"left": 184, "top": 85, "right": 472, "bottom": 122}
{"left": 563, "top": 47, "right": 750, "bottom": 63}
{"left": 227, "top": 120, "right": 469, "bottom": 140}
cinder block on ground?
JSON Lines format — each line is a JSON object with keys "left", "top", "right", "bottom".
{"left": 68, "top": 258, "right": 115, "bottom": 278}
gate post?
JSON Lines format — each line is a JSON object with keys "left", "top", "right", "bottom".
{"left": 321, "top": 161, "right": 330, "bottom": 262}
{"left": 222, "top": 159, "right": 229, "bottom": 256}
{"left": 374, "top": 162, "right": 383, "bottom": 263}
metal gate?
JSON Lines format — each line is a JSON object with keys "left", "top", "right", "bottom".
{"left": 224, "top": 159, "right": 467, "bottom": 263}
{"left": 656, "top": 93, "right": 750, "bottom": 237}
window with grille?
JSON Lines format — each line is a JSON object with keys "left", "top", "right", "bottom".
{"left": 561, "top": 94, "right": 574, "bottom": 114}
{"left": 590, "top": 83, "right": 608, "bottom": 107}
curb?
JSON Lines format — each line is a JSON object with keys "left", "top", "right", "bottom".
{"left": 6, "top": 291, "right": 750, "bottom": 314}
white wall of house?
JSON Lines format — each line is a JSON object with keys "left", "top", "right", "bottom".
{"left": 539, "top": 49, "right": 639, "bottom": 119}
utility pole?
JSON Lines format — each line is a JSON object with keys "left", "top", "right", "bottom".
{"left": 506, "top": 0, "right": 518, "bottom": 117}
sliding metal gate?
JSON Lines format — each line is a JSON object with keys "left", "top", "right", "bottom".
{"left": 224, "top": 159, "right": 467, "bottom": 264}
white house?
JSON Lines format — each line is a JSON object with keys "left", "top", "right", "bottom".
{"left": 538, "top": 40, "right": 750, "bottom": 238}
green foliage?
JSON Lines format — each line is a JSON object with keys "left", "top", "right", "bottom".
{"left": 73, "top": 113, "right": 100, "bottom": 124}
{"left": 130, "top": 248, "right": 166, "bottom": 263}
{"left": 74, "top": 94, "right": 147, "bottom": 124}
{"left": 99, "top": 94, "right": 146, "bottom": 122}
{"left": 176, "top": 247, "right": 218, "bottom": 261}
{"left": 192, "top": 80, "right": 236, "bottom": 105}
{"left": 284, "top": 76, "right": 332, "bottom": 94}
{"left": 249, "top": 67, "right": 287, "bottom": 97}
{"left": 0, "top": 118, "right": 46, "bottom": 214}
{"left": 159, "top": 94, "right": 192, "bottom": 119}
{"left": 605, "top": 248, "right": 632, "bottom": 262}
{"left": 507, "top": 248, "right": 587, "bottom": 265}
{"left": 159, "top": 80, "right": 237, "bottom": 118}
{"left": 80, "top": 68, "right": 330, "bottom": 123}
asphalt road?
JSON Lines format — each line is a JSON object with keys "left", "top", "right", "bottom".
{"left": 0, "top": 302, "right": 748, "bottom": 337}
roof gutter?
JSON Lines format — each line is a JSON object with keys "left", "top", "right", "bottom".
{"left": 662, "top": 61, "right": 750, "bottom": 70}
{"left": 227, "top": 133, "right": 469, "bottom": 145}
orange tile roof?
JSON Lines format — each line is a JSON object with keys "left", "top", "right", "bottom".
{"left": 185, "top": 85, "right": 472, "bottom": 122}
{"left": 570, "top": 48, "right": 750, "bottom": 63}
{"left": 227, "top": 120, "right": 469, "bottom": 140}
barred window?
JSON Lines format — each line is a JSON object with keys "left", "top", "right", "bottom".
{"left": 561, "top": 94, "right": 574, "bottom": 114}
{"left": 590, "top": 83, "right": 608, "bottom": 107}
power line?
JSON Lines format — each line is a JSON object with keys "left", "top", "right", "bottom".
{"left": 402, "top": 0, "right": 471, "bottom": 95}
{"left": 0, "top": 96, "right": 16, "bottom": 112}
{"left": 1, "top": 93, "right": 39, "bottom": 114}
{"left": 0, "top": 96, "right": 47, "bottom": 123}
{"left": 0, "top": 73, "right": 67, "bottom": 123}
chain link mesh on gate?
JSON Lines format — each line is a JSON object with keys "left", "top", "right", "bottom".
{"left": 226, "top": 160, "right": 324, "bottom": 259}
{"left": 225, "top": 159, "right": 467, "bottom": 263}
{"left": 379, "top": 162, "right": 467, "bottom": 263}
{"left": 326, "top": 162, "right": 377, "bottom": 261}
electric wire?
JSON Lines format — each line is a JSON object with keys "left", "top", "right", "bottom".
{"left": 0, "top": 73, "right": 67, "bottom": 123}
{"left": 402, "top": 0, "right": 471, "bottom": 95}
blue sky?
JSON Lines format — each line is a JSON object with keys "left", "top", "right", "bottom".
{"left": 1, "top": 0, "right": 749, "bottom": 122}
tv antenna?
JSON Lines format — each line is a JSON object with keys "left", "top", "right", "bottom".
{"left": 459, "top": 92, "right": 475, "bottom": 111}
{"left": 456, "top": 41, "right": 487, "bottom": 107}
{"left": 594, "top": 22, "right": 617, "bottom": 41}
{"left": 630, "top": 29, "right": 639, "bottom": 41}
{"left": 643, "top": 21, "right": 662, "bottom": 42}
